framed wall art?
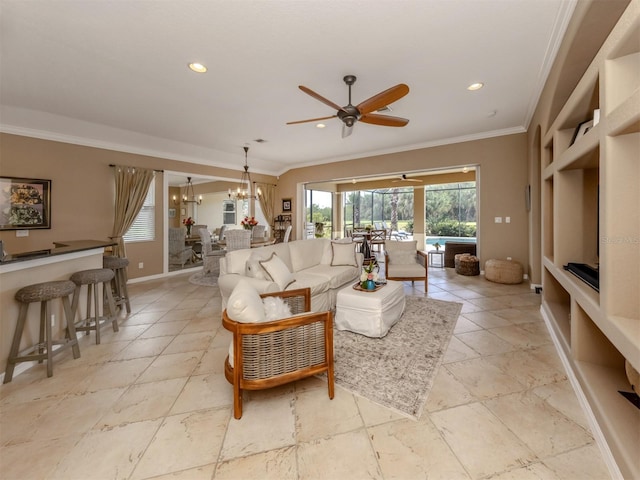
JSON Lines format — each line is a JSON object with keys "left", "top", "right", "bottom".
{"left": 0, "top": 177, "right": 51, "bottom": 230}
{"left": 282, "top": 198, "right": 292, "bottom": 212}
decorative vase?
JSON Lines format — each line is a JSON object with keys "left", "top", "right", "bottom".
{"left": 186, "top": 225, "right": 191, "bottom": 236}
{"left": 365, "top": 279, "right": 376, "bottom": 290}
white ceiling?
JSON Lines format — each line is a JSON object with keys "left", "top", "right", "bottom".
{"left": 0, "top": 0, "right": 576, "bottom": 178}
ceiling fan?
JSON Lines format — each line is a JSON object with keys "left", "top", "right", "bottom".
{"left": 287, "top": 75, "right": 409, "bottom": 138}
{"left": 392, "top": 174, "right": 423, "bottom": 183}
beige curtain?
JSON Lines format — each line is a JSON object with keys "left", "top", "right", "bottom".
{"left": 256, "top": 182, "right": 276, "bottom": 229}
{"left": 110, "top": 165, "right": 155, "bottom": 258}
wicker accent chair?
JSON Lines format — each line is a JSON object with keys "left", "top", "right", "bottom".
{"left": 169, "top": 227, "right": 193, "bottom": 267}
{"left": 224, "top": 229, "right": 252, "bottom": 251}
{"left": 222, "top": 287, "right": 335, "bottom": 419}
{"left": 252, "top": 225, "right": 266, "bottom": 239}
{"left": 384, "top": 240, "right": 428, "bottom": 292}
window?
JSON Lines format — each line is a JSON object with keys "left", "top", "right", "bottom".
{"left": 222, "top": 200, "right": 236, "bottom": 225}
{"left": 124, "top": 182, "right": 155, "bottom": 242}
{"left": 425, "top": 181, "right": 476, "bottom": 238}
{"left": 305, "top": 189, "right": 332, "bottom": 238}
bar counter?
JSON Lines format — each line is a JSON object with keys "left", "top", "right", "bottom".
{"left": 0, "top": 240, "right": 115, "bottom": 378}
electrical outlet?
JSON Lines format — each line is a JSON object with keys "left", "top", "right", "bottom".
{"left": 16, "top": 230, "right": 29, "bottom": 237}
{"left": 138, "top": 262, "right": 144, "bottom": 269}
{"left": 507, "top": 256, "right": 512, "bottom": 261}
{"left": 505, "top": 216, "right": 511, "bottom": 223}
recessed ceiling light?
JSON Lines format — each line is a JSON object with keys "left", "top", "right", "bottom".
{"left": 316, "top": 123, "right": 326, "bottom": 128}
{"left": 467, "top": 82, "right": 484, "bottom": 91}
{"left": 188, "top": 62, "right": 207, "bottom": 73}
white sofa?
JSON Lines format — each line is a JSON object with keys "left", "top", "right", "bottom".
{"left": 218, "top": 238, "right": 363, "bottom": 312}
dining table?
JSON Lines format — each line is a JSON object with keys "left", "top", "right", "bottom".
{"left": 216, "top": 237, "right": 277, "bottom": 249}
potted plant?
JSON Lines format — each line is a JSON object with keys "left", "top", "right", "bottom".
{"left": 434, "top": 242, "right": 441, "bottom": 251}
{"left": 183, "top": 217, "right": 195, "bottom": 236}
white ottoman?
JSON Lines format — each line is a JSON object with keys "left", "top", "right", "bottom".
{"left": 335, "top": 280, "right": 406, "bottom": 337}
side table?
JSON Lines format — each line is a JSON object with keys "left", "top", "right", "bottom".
{"left": 428, "top": 250, "right": 444, "bottom": 268}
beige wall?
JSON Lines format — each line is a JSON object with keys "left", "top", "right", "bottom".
{"left": 0, "top": 134, "right": 277, "bottom": 279}
{"left": 277, "top": 134, "right": 530, "bottom": 270}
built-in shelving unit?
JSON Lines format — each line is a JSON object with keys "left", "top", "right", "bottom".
{"left": 541, "top": 2, "right": 639, "bottom": 478}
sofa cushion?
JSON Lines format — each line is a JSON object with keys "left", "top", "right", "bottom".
{"left": 330, "top": 241, "right": 358, "bottom": 267}
{"left": 386, "top": 240, "right": 418, "bottom": 265}
{"left": 259, "top": 253, "right": 296, "bottom": 290}
{"left": 290, "top": 271, "right": 331, "bottom": 297}
{"left": 289, "top": 238, "right": 326, "bottom": 272}
{"left": 226, "top": 279, "right": 266, "bottom": 323}
{"left": 304, "top": 264, "right": 359, "bottom": 289}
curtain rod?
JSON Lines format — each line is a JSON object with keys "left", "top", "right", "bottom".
{"left": 253, "top": 181, "right": 277, "bottom": 187}
{"left": 109, "top": 164, "right": 163, "bottom": 173}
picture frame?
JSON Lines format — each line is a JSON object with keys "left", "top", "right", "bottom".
{"left": 570, "top": 119, "right": 594, "bottom": 145}
{"left": 168, "top": 208, "right": 176, "bottom": 218}
{"left": 180, "top": 208, "right": 186, "bottom": 216}
{"left": 0, "top": 177, "right": 51, "bottom": 230}
{"left": 282, "top": 198, "right": 292, "bottom": 212}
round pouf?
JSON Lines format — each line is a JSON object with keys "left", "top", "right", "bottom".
{"left": 455, "top": 254, "right": 480, "bottom": 276}
{"left": 485, "top": 259, "right": 524, "bottom": 284}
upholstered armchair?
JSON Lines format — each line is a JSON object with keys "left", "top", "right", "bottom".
{"left": 168, "top": 227, "right": 193, "bottom": 267}
{"left": 222, "top": 284, "right": 335, "bottom": 419}
{"left": 384, "top": 240, "right": 428, "bottom": 292}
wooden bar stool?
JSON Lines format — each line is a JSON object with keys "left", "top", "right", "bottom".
{"left": 103, "top": 255, "right": 131, "bottom": 313}
{"left": 70, "top": 268, "right": 118, "bottom": 344}
{"left": 4, "top": 280, "right": 80, "bottom": 383}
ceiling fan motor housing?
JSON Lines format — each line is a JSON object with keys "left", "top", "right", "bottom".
{"left": 338, "top": 105, "right": 360, "bottom": 127}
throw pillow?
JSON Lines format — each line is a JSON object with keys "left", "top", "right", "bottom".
{"left": 226, "top": 279, "right": 266, "bottom": 323}
{"left": 387, "top": 240, "right": 418, "bottom": 265}
{"left": 331, "top": 241, "right": 358, "bottom": 267}
{"left": 259, "top": 253, "right": 296, "bottom": 290}
{"left": 263, "top": 296, "right": 292, "bottom": 321}
{"left": 245, "top": 251, "right": 271, "bottom": 280}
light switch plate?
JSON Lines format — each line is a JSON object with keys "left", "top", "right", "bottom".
{"left": 494, "top": 217, "right": 502, "bottom": 223}
{"left": 16, "top": 230, "right": 29, "bottom": 237}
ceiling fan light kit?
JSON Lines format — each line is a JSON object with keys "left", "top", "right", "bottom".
{"left": 287, "top": 75, "right": 410, "bottom": 137}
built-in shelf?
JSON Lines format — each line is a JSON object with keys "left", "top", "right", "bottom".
{"left": 541, "top": 2, "right": 640, "bottom": 478}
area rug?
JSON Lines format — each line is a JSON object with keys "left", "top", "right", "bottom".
{"left": 188, "top": 271, "right": 219, "bottom": 287}
{"left": 331, "top": 296, "right": 462, "bottom": 419}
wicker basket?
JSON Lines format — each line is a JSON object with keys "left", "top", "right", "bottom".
{"left": 485, "top": 259, "right": 524, "bottom": 284}
{"left": 455, "top": 253, "right": 480, "bottom": 276}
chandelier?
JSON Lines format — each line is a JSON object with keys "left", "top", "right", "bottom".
{"left": 229, "top": 146, "right": 258, "bottom": 200}
{"left": 173, "top": 177, "right": 202, "bottom": 205}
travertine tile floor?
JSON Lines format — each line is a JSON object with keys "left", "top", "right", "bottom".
{"left": 0, "top": 267, "right": 612, "bottom": 479}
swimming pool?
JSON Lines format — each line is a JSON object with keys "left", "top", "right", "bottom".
{"left": 425, "top": 236, "right": 476, "bottom": 246}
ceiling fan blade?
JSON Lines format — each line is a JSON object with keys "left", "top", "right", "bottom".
{"left": 299, "top": 85, "right": 344, "bottom": 112}
{"left": 356, "top": 84, "right": 410, "bottom": 115}
{"left": 286, "top": 115, "right": 337, "bottom": 125}
{"left": 342, "top": 123, "right": 353, "bottom": 138}
{"left": 392, "top": 174, "right": 422, "bottom": 183}
{"left": 360, "top": 113, "right": 409, "bottom": 127}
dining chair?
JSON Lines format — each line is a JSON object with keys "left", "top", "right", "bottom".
{"left": 224, "top": 229, "right": 252, "bottom": 251}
